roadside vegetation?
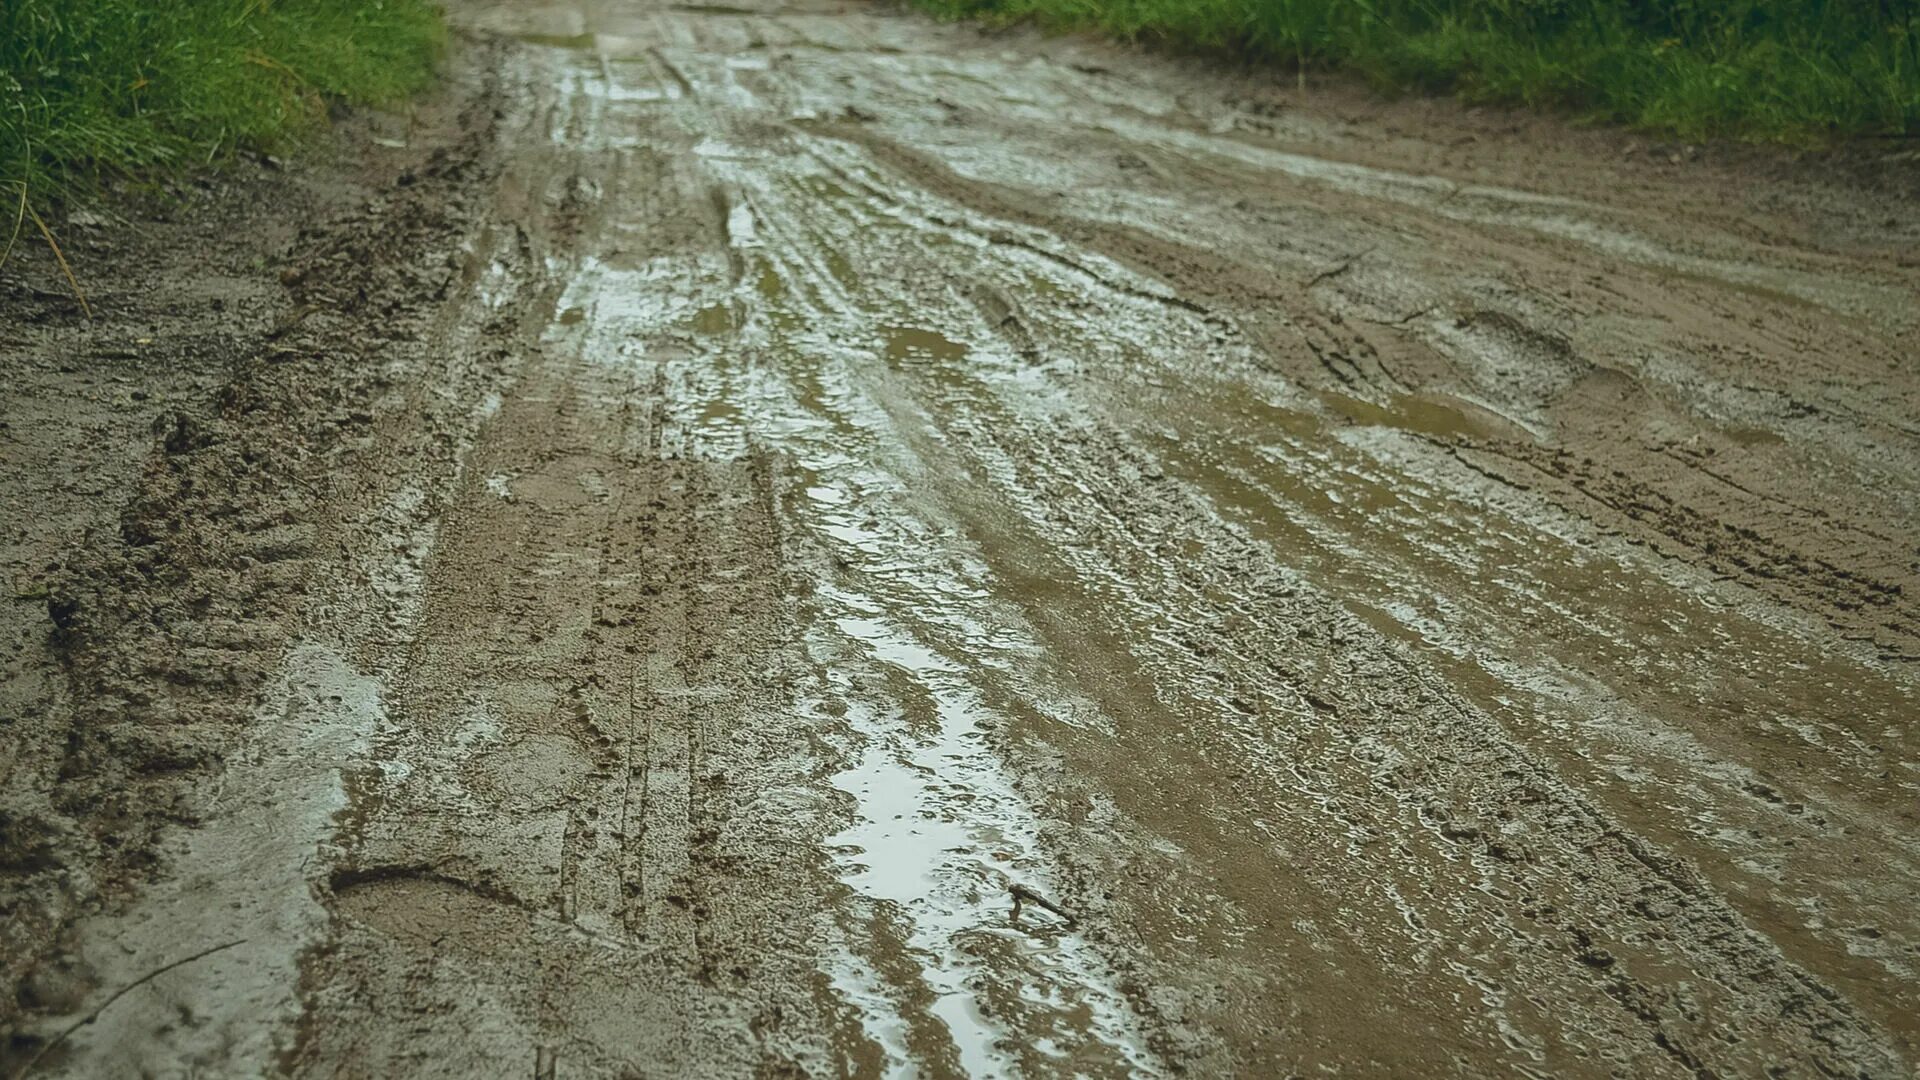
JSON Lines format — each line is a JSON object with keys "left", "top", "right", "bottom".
{"left": 913, "top": 0, "right": 1920, "bottom": 142}
{"left": 2, "top": 0, "right": 444, "bottom": 203}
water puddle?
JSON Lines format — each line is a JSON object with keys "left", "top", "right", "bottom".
{"left": 691, "top": 300, "right": 738, "bottom": 334}
{"left": 528, "top": 42, "right": 1160, "bottom": 1066}
{"left": 1318, "top": 388, "right": 1505, "bottom": 441}
{"left": 748, "top": 366, "right": 1149, "bottom": 1072}
{"left": 35, "top": 646, "right": 385, "bottom": 1077}
{"left": 884, "top": 324, "right": 970, "bottom": 365}
{"left": 809, "top": 574, "right": 1154, "bottom": 1078}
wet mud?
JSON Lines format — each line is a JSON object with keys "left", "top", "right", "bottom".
{"left": 4, "top": 0, "right": 1918, "bottom": 1076}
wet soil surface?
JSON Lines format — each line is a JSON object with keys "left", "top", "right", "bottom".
{"left": 5, "top": 1, "right": 1919, "bottom": 1076}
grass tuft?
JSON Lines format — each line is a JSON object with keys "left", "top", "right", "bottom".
{"left": 1, "top": 0, "right": 445, "bottom": 202}
{"left": 911, "top": 0, "right": 1920, "bottom": 143}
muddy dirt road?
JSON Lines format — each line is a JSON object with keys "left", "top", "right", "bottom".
{"left": 5, "top": 0, "right": 1920, "bottom": 1075}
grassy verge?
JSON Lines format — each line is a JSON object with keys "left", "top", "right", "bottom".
{"left": 913, "top": 0, "right": 1920, "bottom": 142}
{"left": 2, "top": 0, "right": 444, "bottom": 204}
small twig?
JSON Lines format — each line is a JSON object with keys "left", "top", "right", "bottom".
{"left": 1009, "top": 883, "right": 1077, "bottom": 927}
{"left": 16, "top": 939, "right": 246, "bottom": 1078}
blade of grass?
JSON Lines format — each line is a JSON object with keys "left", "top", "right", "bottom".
{"left": 25, "top": 200, "right": 90, "bottom": 318}
{"left": 1, "top": 181, "right": 26, "bottom": 271}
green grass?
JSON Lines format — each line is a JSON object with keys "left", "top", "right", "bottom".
{"left": 912, "top": 0, "right": 1920, "bottom": 142}
{"left": 2, "top": 0, "right": 445, "bottom": 203}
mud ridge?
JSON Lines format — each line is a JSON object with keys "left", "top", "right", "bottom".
{"left": 0, "top": 39, "right": 524, "bottom": 1066}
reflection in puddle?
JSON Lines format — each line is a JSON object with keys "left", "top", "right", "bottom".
{"left": 538, "top": 39, "right": 1158, "bottom": 1068}
{"left": 771, "top": 366, "right": 1150, "bottom": 1074}
{"left": 821, "top": 604, "right": 1027, "bottom": 1078}
{"left": 811, "top": 579, "right": 1153, "bottom": 1077}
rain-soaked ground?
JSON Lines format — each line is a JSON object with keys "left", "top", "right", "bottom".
{"left": 8, "top": 0, "right": 1919, "bottom": 1075}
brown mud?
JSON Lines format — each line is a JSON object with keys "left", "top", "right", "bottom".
{"left": 3, "top": 1, "right": 1918, "bottom": 1076}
